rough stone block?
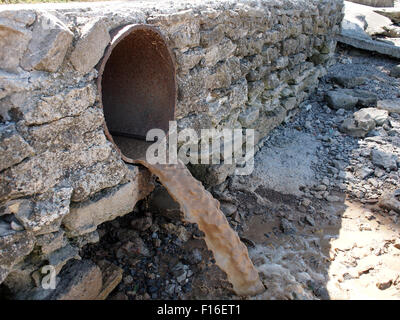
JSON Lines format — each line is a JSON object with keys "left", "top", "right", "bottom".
{"left": 14, "top": 187, "right": 73, "bottom": 235}
{"left": 204, "top": 38, "right": 236, "bottom": 66}
{"left": 200, "top": 24, "right": 225, "bottom": 47}
{"left": 0, "top": 17, "right": 32, "bottom": 72}
{"left": 70, "top": 19, "right": 110, "bottom": 74}
{"left": 36, "top": 230, "right": 67, "bottom": 256}
{"left": 238, "top": 106, "right": 260, "bottom": 127}
{"left": 21, "top": 12, "right": 73, "bottom": 72}
{"left": 0, "top": 70, "right": 30, "bottom": 100}
{"left": 377, "top": 99, "right": 400, "bottom": 114}
{"left": 63, "top": 167, "right": 154, "bottom": 236}
{"left": 24, "top": 85, "right": 96, "bottom": 125}
{"left": 47, "top": 244, "right": 80, "bottom": 274}
{"left": 348, "top": 0, "right": 394, "bottom": 8}
{"left": 32, "top": 259, "right": 102, "bottom": 300}
{"left": 95, "top": 260, "right": 123, "bottom": 300}
{"left": 0, "top": 123, "right": 34, "bottom": 171}
{"left": 0, "top": 230, "right": 35, "bottom": 284}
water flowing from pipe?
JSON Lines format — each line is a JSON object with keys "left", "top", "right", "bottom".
{"left": 134, "top": 159, "right": 265, "bottom": 296}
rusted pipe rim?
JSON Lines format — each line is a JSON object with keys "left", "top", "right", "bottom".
{"left": 97, "top": 23, "right": 177, "bottom": 92}
{"left": 102, "top": 122, "right": 135, "bottom": 164}
{"left": 97, "top": 24, "right": 177, "bottom": 163}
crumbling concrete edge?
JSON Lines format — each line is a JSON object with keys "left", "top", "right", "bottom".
{"left": 337, "top": 34, "right": 400, "bottom": 59}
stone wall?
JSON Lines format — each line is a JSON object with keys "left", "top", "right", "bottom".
{"left": 0, "top": 0, "right": 343, "bottom": 299}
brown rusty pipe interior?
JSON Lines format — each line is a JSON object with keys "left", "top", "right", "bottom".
{"left": 97, "top": 24, "right": 177, "bottom": 163}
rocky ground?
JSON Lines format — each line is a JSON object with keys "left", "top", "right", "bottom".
{"left": 82, "top": 44, "right": 400, "bottom": 300}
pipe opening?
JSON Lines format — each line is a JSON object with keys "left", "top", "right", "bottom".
{"left": 97, "top": 24, "right": 176, "bottom": 160}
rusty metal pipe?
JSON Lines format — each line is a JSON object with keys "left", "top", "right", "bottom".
{"left": 97, "top": 24, "right": 176, "bottom": 147}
